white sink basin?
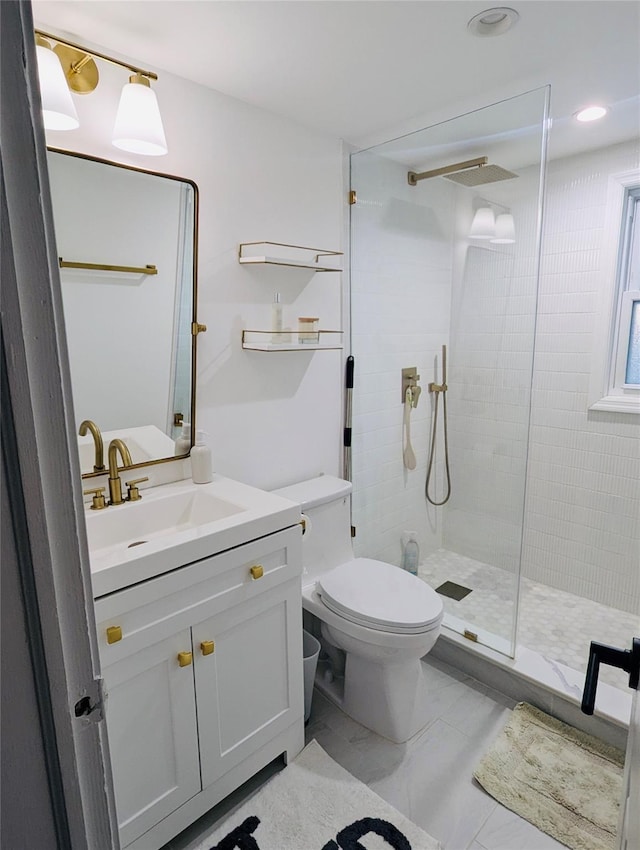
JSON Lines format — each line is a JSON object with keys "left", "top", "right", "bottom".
{"left": 85, "top": 476, "right": 301, "bottom": 598}
{"left": 86, "top": 489, "right": 244, "bottom": 552}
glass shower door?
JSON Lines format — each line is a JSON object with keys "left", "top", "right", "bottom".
{"left": 349, "top": 88, "right": 549, "bottom": 657}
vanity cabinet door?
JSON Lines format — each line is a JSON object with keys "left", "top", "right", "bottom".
{"left": 193, "top": 577, "right": 304, "bottom": 789}
{"left": 101, "top": 626, "right": 201, "bottom": 848}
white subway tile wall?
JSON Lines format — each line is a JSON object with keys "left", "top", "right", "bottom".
{"left": 351, "top": 151, "right": 454, "bottom": 567}
{"left": 522, "top": 141, "right": 640, "bottom": 615}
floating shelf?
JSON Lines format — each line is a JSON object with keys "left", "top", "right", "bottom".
{"left": 238, "top": 242, "right": 343, "bottom": 272}
{"left": 242, "top": 330, "right": 343, "bottom": 352}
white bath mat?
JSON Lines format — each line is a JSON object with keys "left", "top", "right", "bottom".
{"left": 194, "top": 739, "right": 441, "bottom": 850}
{"left": 474, "top": 702, "right": 625, "bottom": 850}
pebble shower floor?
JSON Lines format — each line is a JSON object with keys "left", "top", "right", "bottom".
{"left": 420, "top": 548, "right": 639, "bottom": 690}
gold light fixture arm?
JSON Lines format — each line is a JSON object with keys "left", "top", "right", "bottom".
{"left": 35, "top": 29, "right": 158, "bottom": 82}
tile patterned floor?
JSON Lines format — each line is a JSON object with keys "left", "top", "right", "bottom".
{"left": 420, "top": 549, "right": 639, "bottom": 690}
{"left": 166, "top": 656, "right": 566, "bottom": 850}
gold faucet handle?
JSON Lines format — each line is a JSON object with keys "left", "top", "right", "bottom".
{"left": 83, "top": 486, "right": 107, "bottom": 510}
{"left": 125, "top": 477, "right": 149, "bottom": 502}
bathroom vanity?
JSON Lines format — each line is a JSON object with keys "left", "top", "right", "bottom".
{"left": 48, "top": 148, "right": 307, "bottom": 848}
{"left": 89, "top": 477, "right": 305, "bottom": 850}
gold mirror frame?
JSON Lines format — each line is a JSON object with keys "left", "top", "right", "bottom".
{"left": 47, "top": 147, "right": 201, "bottom": 479}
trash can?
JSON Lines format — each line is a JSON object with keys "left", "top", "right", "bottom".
{"left": 302, "top": 629, "right": 321, "bottom": 723}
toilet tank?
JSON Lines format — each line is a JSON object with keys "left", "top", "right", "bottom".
{"left": 272, "top": 475, "right": 353, "bottom": 587}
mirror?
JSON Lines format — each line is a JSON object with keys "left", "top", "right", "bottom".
{"left": 46, "top": 149, "right": 199, "bottom": 477}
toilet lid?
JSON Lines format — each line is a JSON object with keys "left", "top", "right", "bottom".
{"left": 317, "top": 559, "right": 443, "bottom": 634}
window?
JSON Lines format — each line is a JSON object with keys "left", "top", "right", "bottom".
{"left": 590, "top": 174, "right": 640, "bottom": 414}
{"left": 610, "top": 187, "right": 640, "bottom": 395}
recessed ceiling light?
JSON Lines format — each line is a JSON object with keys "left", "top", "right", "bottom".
{"left": 574, "top": 105, "right": 608, "bottom": 123}
{"left": 467, "top": 7, "right": 520, "bottom": 37}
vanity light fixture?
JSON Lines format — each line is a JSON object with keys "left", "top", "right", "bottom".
{"left": 469, "top": 206, "right": 496, "bottom": 240}
{"left": 490, "top": 212, "right": 516, "bottom": 244}
{"left": 574, "top": 105, "right": 608, "bottom": 123}
{"left": 469, "top": 206, "right": 516, "bottom": 244}
{"left": 35, "top": 35, "right": 80, "bottom": 130}
{"left": 34, "top": 29, "right": 168, "bottom": 156}
{"left": 112, "top": 74, "right": 168, "bottom": 156}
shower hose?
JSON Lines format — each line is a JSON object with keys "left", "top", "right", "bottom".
{"left": 425, "top": 381, "right": 452, "bottom": 506}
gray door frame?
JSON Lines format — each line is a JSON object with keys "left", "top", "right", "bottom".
{"left": 1, "top": 2, "right": 118, "bottom": 846}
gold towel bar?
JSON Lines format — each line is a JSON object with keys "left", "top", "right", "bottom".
{"left": 59, "top": 258, "right": 157, "bottom": 275}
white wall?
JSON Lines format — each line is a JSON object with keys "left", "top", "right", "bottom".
{"left": 43, "top": 44, "right": 344, "bottom": 491}
{"left": 521, "top": 140, "right": 640, "bottom": 615}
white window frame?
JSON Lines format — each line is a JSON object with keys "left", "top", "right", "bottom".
{"left": 589, "top": 170, "right": 640, "bottom": 414}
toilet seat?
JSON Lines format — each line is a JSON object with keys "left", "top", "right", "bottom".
{"left": 317, "top": 558, "right": 443, "bottom": 635}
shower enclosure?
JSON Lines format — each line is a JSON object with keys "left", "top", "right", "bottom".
{"left": 349, "top": 89, "right": 548, "bottom": 658}
{"left": 350, "top": 88, "right": 640, "bottom": 693}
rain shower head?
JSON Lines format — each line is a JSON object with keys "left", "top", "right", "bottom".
{"left": 443, "top": 163, "right": 518, "bottom": 186}
{"left": 408, "top": 156, "right": 518, "bottom": 187}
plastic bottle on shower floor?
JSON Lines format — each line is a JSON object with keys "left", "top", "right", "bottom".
{"left": 401, "top": 532, "right": 419, "bottom": 576}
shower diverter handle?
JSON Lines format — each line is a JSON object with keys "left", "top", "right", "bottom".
{"left": 581, "top": 637, "right": 640, "bottom": 715}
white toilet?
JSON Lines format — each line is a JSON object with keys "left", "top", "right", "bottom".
{"left": 273, "top": 475, "right": 443, "bottom": 743}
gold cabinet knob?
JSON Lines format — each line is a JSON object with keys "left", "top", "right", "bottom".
{"left": 200, "top": 640, "right": 215, "bottom": 656}
{"left": 177, "top": 651, "right": 193, "bottom": 667}
{"left": 250, "top": 565, "right": 264, "bottom": 580}
{"left": 106, "top": 625, "right": 122, "bottom": 644}
{"left": 84, "top": 486, "right": 107, "bottom": 510}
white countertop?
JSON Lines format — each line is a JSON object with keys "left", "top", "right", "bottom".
{"left": 87, "top": 475, "right": 301, "bottom": 598}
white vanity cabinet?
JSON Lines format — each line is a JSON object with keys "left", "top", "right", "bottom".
{"left": 94, "top": 525, "right": 304, "bottom": 850}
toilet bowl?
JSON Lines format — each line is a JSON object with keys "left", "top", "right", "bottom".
{"left": 273, "top": 476, "right": 443, "bottom": 743}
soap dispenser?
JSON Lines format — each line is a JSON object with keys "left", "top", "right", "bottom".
{"left": 174, "top": 422, "right": 191, "bottom": 456}
{"left": 191, "top": 430, "right": 213, "bottom": 484}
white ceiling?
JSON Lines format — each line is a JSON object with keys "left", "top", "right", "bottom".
{"left": 33, "top": 1, "right": 640, "bottom": 159}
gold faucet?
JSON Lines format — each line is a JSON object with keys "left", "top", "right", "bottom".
{"left": 78, "top": 419, "right": 105, "bottom": 472}
{"left": 107, "top": 439, "right": 133, "bottom": 506}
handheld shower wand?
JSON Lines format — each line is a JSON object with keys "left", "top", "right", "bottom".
{"left": 425, "top": 344, "right": 451, "bottom": 506}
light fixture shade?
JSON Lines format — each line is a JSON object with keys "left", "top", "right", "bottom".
{"left": 112, "top": 75, "right": 168, "bottom": 156}
{"left": 469, "top": 207, "right": 495, "bottom": 239}
{"left": 491, "top": 213, "right": 516, "bottom": 244}
{"left": 36, "top": 41, "right": 79, "bottom": 131}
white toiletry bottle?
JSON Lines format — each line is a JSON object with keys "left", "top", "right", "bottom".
{"left": 271, "top": 292, "right": 283, "bottom": 342}
{"left": 402, "top": 532, "right": 419, "bottom": 576}
{"left": 191, "top": 430, "right": 213, "bottom": 484}
{"left": 174, "top": 422, "right": 191, "bottom": 456}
